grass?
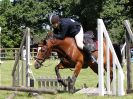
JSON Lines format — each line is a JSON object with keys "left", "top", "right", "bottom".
{"left": 0, "top": 59, "right": 133, "bottom": 99}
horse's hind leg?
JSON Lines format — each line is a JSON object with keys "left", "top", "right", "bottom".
{"left": 70, "top": 61, "right": 83, "bottom": 93}
{"left": 89, "top": 63, "right": 108, "bottom": 88}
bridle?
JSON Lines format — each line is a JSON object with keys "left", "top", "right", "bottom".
{"left": 34, "top": 46, "right": 49, "bottom": 66}
{"left": 34, "top": 57, "right": 44, "bottom": 66}
{"left": 35, "top": 32, "right": 54, "bottom": 66}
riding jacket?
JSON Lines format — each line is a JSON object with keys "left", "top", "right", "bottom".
{"left": 53, "top": 18, "right": 81, "bottom": 39}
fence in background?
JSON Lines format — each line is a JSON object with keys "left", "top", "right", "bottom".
{"left": 0, "top": 48, "right": 58, "bottom": 60}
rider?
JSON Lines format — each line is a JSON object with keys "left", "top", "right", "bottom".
{"left": 49, "top": 15, "right": 96, "bottom": 63}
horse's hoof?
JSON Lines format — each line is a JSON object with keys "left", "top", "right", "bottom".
{"left": 58, "top": 79, "right": 67, "bottom": 87}
{"left": 68, "top": 85, "right": 75, "bottom": 93}
{"left": 69, "top": 87, "right": 75, "bottom": 94}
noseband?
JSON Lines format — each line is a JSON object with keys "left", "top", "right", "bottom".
{"left": 35, "top": 33, "right": 54, "bottom": 66}
{"left": 34, "top": 57, "right": 44, "bottom": 66}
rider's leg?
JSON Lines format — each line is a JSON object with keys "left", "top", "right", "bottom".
{"left": 75, "top": 25, "right": 84, "bottom": 49}
{"left": 75, "top": 26, "right": 97, "bottom": 63}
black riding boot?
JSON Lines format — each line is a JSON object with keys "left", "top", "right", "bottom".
{"left": 83, "top": 45, "right": 97, "bottom": 63}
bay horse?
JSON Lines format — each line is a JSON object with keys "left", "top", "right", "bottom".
{"left": 34, "top": 32, "right": 122, "bottom": 93}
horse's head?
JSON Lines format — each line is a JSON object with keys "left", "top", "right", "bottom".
{"left": 34, "top": 39, "right": 53, "bottom": 69}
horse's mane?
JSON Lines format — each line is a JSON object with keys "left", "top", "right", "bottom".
{"left": 50, "top": 37, "right": 78, "bottom": 58}
{"left": 42, "top": 36, "right": 81, "bottom": 62}
{"left": 55, "top": 37, "right": 76, "bottom": 45}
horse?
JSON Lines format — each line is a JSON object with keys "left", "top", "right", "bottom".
{"left": 34, "top": 32, "right": 122, "bottom": 93}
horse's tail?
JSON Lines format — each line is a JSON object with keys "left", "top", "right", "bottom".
{"left": 113, "top": 43, "right": 123, "bottom": 68}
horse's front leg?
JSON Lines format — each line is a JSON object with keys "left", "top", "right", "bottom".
{"left": 55, "top": 63, "right": 67, "bottom": 87}
{"left": 70, "top": 61, "right": 83, "bottom": 93}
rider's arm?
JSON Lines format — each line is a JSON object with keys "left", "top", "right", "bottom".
{"left": 53, "top": 24, "right": 68, "bottom": 40}
{"left": 53, "top": 33, "right": 64, "bottom": 40}
{"left": 53, "top": 29, "right": 64, "bottom": 39}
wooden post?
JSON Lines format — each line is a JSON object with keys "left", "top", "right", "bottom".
{"left": 126, "top": 29, "right": 132, "bottom": 92}
{"left": 0, "top": 86, "right": 57, "bottom": 94}
{"left": 12, "top": 29, "right": 27, "bottom": 86}
{"left": 21, "top": 46, "right": 24, "bottom": 86}
{"left": 124, "top": 20, "right": 133, "bottom": 93}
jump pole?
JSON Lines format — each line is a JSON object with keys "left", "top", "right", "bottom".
{"left": 0, "top": 86, "right": 57, "bottom": 94}
{"left": 26, "top": 27, "right": 30, "bottom": 87}
{"left": 98, "top": 19, "right": 104, "bottom": 96}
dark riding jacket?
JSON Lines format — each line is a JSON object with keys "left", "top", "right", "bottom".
{"left": 53, "top": 18, "right": 81, "bottom": 39}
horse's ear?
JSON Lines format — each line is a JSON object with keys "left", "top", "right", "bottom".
{"left": 38, "top": 39, "right": 47, "bottom": 47}
{"left": 43, "top": 40, "right": 47, "bottom": 45}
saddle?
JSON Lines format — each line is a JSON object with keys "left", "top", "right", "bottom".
{"left": 83, "top": 31, "right": 98, "bottom": 52}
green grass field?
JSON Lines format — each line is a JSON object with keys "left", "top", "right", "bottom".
{"left": 0, "top": 60, "right": 133, "bottom": 99}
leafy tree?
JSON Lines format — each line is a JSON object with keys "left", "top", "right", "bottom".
{"left": 126, "top": 0, "right": 133, "bottom": 24}
{"left": 69, "top": 0, "right": 103, "bottom": 32}
{"left": 0, "top": 0, "right": 52, "bottom": 47}
{"left": 128, "top": 0, "right": 133, "bottom": 17}
{"left": 0, "top": 0, "right": 14, "bottom": 47}
{"left": 0, "top": 0, "right": 132, "bottom": 47}
{"left": 68, "top": 0, "right": 129, "bottom": 44}
{"left": 99, "top": 0, "right": 129, "bottom": 43}
{"left": 0, "top": 0, "right": 72, "bottom": 47}
{"left": 0, "top": 0, "right": 11, "bottom": 13}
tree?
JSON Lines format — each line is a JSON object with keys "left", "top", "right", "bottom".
{"left": 99, "top": 0, "right": 129, "bottom": 43}
{"left": 0, "top": 0, "right": 11, "bottom": 13}
{"left": 0, "top": 0, "right": 15, "bottom": 47}
{"left": 0, "top": 0, "right": 132, "bottom": 47}
{"left": 0, "top": 0, "right": 73, "bottom": 47}
{"left": 0, "top": 0, "right": 52, "bottom": 47}
{"left": 68, "top": 0, "right": 103, "bottom": 31}
{"left": 67, "top": 0, "right": 129, "bottom": 44}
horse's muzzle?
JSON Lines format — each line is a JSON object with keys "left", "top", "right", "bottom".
{"left": 34, "top": 61, "right": 42, "bottom": 69}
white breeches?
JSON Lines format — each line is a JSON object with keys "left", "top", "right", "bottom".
{"left": 75, "top": 26, "right": 84, "bottom": 50}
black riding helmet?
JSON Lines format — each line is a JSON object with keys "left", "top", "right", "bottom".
{"left": 50, "top": 15, "right": 60, "bottom": 24}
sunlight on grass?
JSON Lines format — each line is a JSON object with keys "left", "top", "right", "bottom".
{"left": 0, "top": 60, "right": 133, "bottom": 99}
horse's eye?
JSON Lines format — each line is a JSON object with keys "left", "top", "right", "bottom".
{"left": 41, "top": 46, "right": 48, "bottom": 52}
{"left": 41, "top": 48, "right": 45, "bottom": 52}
